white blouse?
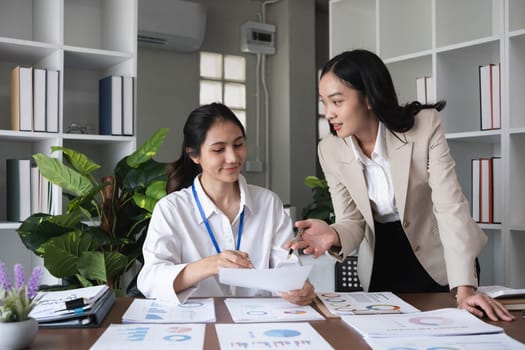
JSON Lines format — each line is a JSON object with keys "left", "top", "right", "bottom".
{"left": 348, "top": 122, "right": 400, "bottom": 223}
{"left": 137, "top": 174, "right": 297, "bottom": 303}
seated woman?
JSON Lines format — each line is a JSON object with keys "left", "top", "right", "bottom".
{"left": 137, "top": 103, "right": 314, "bottom": 305}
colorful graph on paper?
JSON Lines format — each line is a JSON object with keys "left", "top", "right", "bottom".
{"left": 90, "top": 323, "right": 205, "bottom": 350}
{"left": 224, "top": 298, "right": 324, "bottom": 323}
{"left": 215, "top": 322, "right": 334, "bottom": 350}
{"left": 121, "top": 298, "right": 215, "bottom": 323}
{"left": 317, "top": 291, "right": 420, "bottom": 316}
{"left": 341, "top": 308, "right": 503, "bottom": 338}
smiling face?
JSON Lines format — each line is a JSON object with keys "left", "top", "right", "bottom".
{"left": 319, "top": 70, "right": 375, "bottom": 139}
{"left": 189, "top": 119, "right": 247, "bottom": 185}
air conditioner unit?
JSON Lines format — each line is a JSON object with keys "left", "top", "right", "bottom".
{"left": 138, "top": 0, "right": 206, "bottom": 52}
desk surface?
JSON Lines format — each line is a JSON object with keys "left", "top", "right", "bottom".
{"left": 33, "top": 293, "right": 525, "bottom": 350}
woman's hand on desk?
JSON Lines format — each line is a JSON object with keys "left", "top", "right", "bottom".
{"left": 285, "top": 219, "right": 341, "bottom": 258}
{"left": 456, "top": 286, "right": 515, "bottom": 322}
{"left": 278, "top": 280, "right": 315, "bottom": 306}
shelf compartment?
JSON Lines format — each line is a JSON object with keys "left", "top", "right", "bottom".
{"left": 0, "top": 0, "right": 60, "bottom": 44}
{"left": 478, "top": 228, "right": 503, "bottom": 286}
{"left": 64, "top": 0, "right": 136, "bottom": 54}
{"left": 507, "top": 230, "right": 525, "bottom": 287}
{"left": 328, "top": 0, "right": 376, "bottom": 56}
{"left": 509, "top": 34, "right": 525, "bottom": 128}
{"left": 446, "top": 138, "right": 500, "bottom": 215}
{"left": 378, "top": 0, "right": 431, "bottom": 59}
{"left": 385, "top": 54, "right": 432, "bottom": 105}
{"left": 435, "top": 0, "right": 501, "bottom": 48}
{"left": 0, "top": 138, "right": 60, "bottom": 222}
{"left": 436, "top": 40, "right": 501, "bottom": 134}
{"left": 509, "top": 0, "right": 525, "bottom": 32}
{"left": 509, "top": 134, "right": 525, "bottom": 229}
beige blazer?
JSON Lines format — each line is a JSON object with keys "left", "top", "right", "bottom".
{"left": 318, "top": 109, "right": 487, "bottom": 291}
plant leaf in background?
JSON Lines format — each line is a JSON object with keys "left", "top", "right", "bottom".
{"left": 126, "top": 128, "right": 168, "bottom": 168}
{"left": 33, "top": 153, "right": 94, "bottom": 196}
{"left": 301, "top": 175, "right": 335, "bottom": 224}
{"left": 51, "top": 146, "right": 101, "bottom": 175}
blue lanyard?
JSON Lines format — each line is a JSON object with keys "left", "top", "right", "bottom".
{"left": 191, "top": 182, "right": 245, "bottom": 254}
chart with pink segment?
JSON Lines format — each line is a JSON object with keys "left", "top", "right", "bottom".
{"left": 224, "top": 298, "right": 324, "bottom": 323}
{"left": 90, "top": 324, "right": 205, "bottom": 350}
{"left": 317, "top": 291, "right": 420, "bottom": 316}
{"left": 215, "top": 322, "right": 334, "bottom": 350}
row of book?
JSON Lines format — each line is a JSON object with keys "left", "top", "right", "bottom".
{"left": 99, "top": 75, "right": 134, "bottom": 136}
{"left": 472, "top": 157, "right": 501, "bottom": 224}
{"left": 479, "top": 63, "right": 501, "bottom": 130}
{"left": 10, "top": 65, "right": 59, "bottom": 133}
{"left": 6, "top": 159, "right": 57, "bottom": 222}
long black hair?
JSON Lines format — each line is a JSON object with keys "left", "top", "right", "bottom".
{"left": 321, "top": 49, "right": 445, "bottom": 134}
{"left": 166, "top": 103, "right": 246, "bottom": 193}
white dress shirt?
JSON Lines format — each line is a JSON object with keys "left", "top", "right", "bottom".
{"left": 137, "top": 174, "right": 296, "bottom": 303}
{"left": 349, "top": 122, "right": 400, "bottom": 223}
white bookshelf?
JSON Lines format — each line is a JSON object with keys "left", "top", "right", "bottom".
{"left": 329, "top": 0, "right": 524, "bottom": 288}
{"left": 0, "top": 0, "right": 137, "bottom": 283}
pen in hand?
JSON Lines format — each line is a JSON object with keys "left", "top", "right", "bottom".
{"left": 287, "top": 229, "right": 304, "bottom": 260}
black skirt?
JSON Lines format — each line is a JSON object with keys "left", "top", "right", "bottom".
{"left": 368, "top": 220, "right": 449, "bottom": 293}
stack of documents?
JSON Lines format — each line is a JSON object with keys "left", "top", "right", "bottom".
{"left": 122, "top": 298, "right": 216, "bottom": 323}
{"left": 224, "top": 298, "right": 324, "bottom": 323}
{"left": 316, "top": 291, "right": 420, "bottom": 316}
{"left": 478, "top": 285, "right": 525, "bottom": 310}
{"left": 29, "top": 285, "right": 114, "bottom": 327}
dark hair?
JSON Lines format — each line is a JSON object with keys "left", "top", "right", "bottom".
{"left": 321, "top": 49, "right": 445, "bottom": 134}
{"left": 166, "top": 103, "right": 246, "bottom": 193}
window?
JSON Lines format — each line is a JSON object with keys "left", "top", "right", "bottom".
{"left": 199, "top": 52, "right": 247, "bottom": 127}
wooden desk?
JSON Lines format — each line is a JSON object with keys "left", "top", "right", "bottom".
{"left": 33, "top": 293, "right": 525, "bottom": 350}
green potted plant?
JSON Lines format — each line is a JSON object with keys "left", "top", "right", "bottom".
{"left": 301, "top": 175, "right": 335, "bottom": 224}
{"left": 17, "top": 128, "right": 169, "bottom": 295}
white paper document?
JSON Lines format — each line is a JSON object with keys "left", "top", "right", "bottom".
{"left": 317, "top": 291, "right": 420, "bottom": 315}
{"left": 342, "top": 308, "right": 503, "bottom": 338}
{"left": 478, "top": 285, "right": 525, "bottom": 299}
{"left": 224, "top": 298, "right": 324, "bottom": 323}
{"left": 215, "top": 322, "right": 334, "bottom": 350}
{"left": 90, "top": 323, "right": 205, "bottom": 350}
{"left": 122, "top": 298, "right": 215, "bottom": 323}
{"left": 219, "top": 265, "right": 312, "bottom": 292}
{"left": 365, "top": 333, "right": 525, "bottom": 350}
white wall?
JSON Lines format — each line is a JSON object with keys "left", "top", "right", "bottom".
{"left": 137, "top": 0, "right": 319, "bottom": 213}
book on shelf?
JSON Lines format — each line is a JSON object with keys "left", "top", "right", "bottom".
{"left": 10, "top": 65, "right": 33, "bottom": 131}
{"left": 99, "top": 75, "right": 123, "bottom": 135}
{"left": 6, "top": 159, "right": 31, "bottom": 222}
{"left": 416, "top": 76, "right": 433, "bottom": 104}
{"left": 479, "top": 63, "right": 501, "bottom": 130}
{"left": 29, "top": 285, "right": 114, "bottom": 328}
{"left": 471, "top": 157, "right": 500, "bottom": 224}
{"left": 33, "top": 68, "right": 47, "bottom": 132}
{"left": 46, "top": 69, "right": 59, "bottom": 133}
{"left": 122, "top": 76, "right": 134, "bottom": 136}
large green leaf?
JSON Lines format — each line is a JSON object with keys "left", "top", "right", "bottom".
{"left": 126, "top": 128, "right": 168, "bottom": 168}
{"left": 304, "top": 176, "right": 327, "bottom": 189}
{"left": 33, "top": 153, "right": 94, "bottom": 196}
{"left": 77, "top": 251, "right": 107, "bottom": 282}
{"left": 133, "top": 180, "right": 166, "bottom": 213}
{"left": 17, "top": 214, "right": 75, "bottom": 255}
{"left": 51, "top": 146, "right": 100, "bottom": 175}
{"left": 104, "top": 252, "right": 128, "bottom": 280}
{"left": 122, "top": 160, "right": 167, "bottom": 192}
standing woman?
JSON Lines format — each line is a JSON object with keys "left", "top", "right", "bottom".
{"left": 138, "top": 103, "right": 314, "bottom": 305}
{"left": 288, "top": 50, "right": 513, "bottom": 320}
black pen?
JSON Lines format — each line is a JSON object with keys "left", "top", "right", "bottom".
{"left": 287, "top": 229, "right": 303, "bottom": 260}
